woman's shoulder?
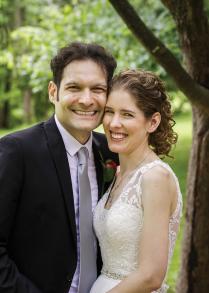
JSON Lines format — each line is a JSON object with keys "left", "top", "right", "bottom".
{"left": 141, "top": 160, "right": 174, "bottom": 179}
{"left": 140, "top": 160, "right": 179, "bottom": 199}
{"left": 142, "top": 161, "right": 173, "bottom": 185}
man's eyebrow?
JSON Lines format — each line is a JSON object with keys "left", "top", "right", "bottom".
{"left": 64, "top": 82, "right": 78, "bottom": 87}
{"left": 93, "top": 83, "right": 107, "bottom": 89}
{"left": 64, "top": 82, "right": 107, "bottom": 89}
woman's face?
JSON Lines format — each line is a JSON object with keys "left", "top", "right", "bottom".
{"left": 103, "top": 88, "right": 154, "bottom": 155}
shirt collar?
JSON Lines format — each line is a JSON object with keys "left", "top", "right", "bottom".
{"left": 55, "top": 115, "right": 93, "bottom": 158}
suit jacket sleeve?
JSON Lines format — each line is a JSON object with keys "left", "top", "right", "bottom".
{"left": 0, "top": 136, "right": 42, "bottom": 293}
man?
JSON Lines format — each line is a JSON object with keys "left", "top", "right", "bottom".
{"left": 0, "top": 42, "right": 118, "bottom": 293}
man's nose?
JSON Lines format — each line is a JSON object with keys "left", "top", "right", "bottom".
{"left": 78, "top": 89, "right": 93, "bottom": 106}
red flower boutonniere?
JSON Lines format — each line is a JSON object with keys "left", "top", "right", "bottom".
{"left": 102, "top": 159, "right": 118, "bottom": 183}
{"left": 98, "top": 151, "right": 118, "bottom": 194}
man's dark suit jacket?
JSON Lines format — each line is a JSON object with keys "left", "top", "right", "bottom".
{"left": 0, "top": 116, "right": 118, "bottom": 293}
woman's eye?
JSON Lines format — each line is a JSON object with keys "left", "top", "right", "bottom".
{"left": 104, "top": 109, "right": 113, "bottom": 114}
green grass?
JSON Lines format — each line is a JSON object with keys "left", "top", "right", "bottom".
{"left": 0, "top": 113, "right": 192, "bottom": 292}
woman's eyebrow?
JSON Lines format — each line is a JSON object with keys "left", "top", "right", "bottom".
{"left": 105, "top": 106, "right": 136, "bottom": 114}
{"left": 120, "top": 109, "right": 136, "bottom": 114}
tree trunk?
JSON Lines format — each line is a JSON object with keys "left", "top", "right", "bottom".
{"left": 168, "top": 2, "right": 209, "bottom": 292}
{"left": 177, "top": 107, "right": 209, "bottom": 293}
{"left": 14, "top": 0, "right": 25, "bottom": 28}
{"left": 23, "top": 88, "right": 32, "bottom": 123}
{"left": 0, "top": 70, "right": 11, "bottom": 128}
{"left": 0, "top": 101, "right": 10, "bottom": 128}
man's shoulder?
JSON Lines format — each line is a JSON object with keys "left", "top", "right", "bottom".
{"left": 0, "top": 116, "right": 55, "bottom": 143}
{"left": 0, "top": 122, "right": 44, "bottom": 143}
{"left": 0, "top": 122, "right": 48, "bottom": 158}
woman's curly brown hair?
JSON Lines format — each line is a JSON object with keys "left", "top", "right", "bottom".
{"left": 110, "top": 69, "right": 178, "bottom": 157}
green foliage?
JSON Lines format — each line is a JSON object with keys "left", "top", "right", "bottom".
{"left": 0, "top": 0, "right": 186, "bottom": 128}
{"left": 205, "top": 0, "right": 209, "bottom": 14}
{"left": 0, "top": 0, "right": 13, "bottom": 28}
{"left": 169, "top": 91, "right": 191, "bottom": 115}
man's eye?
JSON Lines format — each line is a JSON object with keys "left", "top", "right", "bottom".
{"left": 93, "top": 88, "right": 106, "bottom": 93}
{"left": 123, "top": 113, "right": 133, "bottom": 118}
{"left": 67, "top": 86, "right": 79, "bottom": 91}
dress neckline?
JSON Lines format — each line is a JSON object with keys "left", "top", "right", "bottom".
{"left": 104, "top": 159, "right": 162, "bottom": 211}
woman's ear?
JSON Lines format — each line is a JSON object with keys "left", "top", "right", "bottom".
{"left": 48, "top": 81, "right": 58, "bottom": 104}
{"left": 147, "top": 112, "right": 161, "bottom": 133}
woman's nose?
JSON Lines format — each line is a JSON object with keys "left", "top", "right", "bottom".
{"left": 110, "top": 114, "right": 121, "bottom": 128}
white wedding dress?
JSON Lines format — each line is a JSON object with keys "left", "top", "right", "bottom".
{"left": 90, "top": 160, "right": 182, "bottom": 293}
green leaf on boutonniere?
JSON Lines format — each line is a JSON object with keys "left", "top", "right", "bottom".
{"left": 98, "top": 151, "right": 118, "bottom": 195}
{"left": 102, "top": 159, "right": 117, "bottom": 183}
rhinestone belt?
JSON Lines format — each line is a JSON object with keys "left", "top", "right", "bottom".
{"left": 101, "top": 269, "right": 126, "bottom": 280}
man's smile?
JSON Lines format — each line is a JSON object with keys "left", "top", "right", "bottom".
{"left": 72, "top": 110, "right": 97, "bottom": 116}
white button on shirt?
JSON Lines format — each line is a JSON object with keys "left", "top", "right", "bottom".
{"left": 55, "top": 116, "right": 98, "bottom": 293}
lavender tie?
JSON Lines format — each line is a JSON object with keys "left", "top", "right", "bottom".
{"left": 77, "top": 147, "right": 97, "bottom": 293}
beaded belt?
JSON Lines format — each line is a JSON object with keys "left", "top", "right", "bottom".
{"left": 102, "top": 270, "right": 169, "bottom": 292}
{"left": 101, "top": 269, "right": 126, "bottom": 280}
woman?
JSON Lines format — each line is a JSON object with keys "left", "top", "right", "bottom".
{"left": 90, "top": 69, "right": 182, "bottom": 293}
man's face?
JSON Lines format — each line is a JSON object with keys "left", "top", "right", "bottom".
{"left": 49, "top": 59, "right": 107, "bottom": 144}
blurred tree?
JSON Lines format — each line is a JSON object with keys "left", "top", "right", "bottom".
{"left": 1, "top": 0, "right": 185, "bottom": 127}
{"left": 0, "top": 0, "right": 20, "bottom": 127}
{"left": 108, "top": 0, "right": 209, "bottom": 292}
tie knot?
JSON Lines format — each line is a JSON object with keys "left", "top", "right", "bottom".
{"left": 77, "top": 147, "right": 88, "bottom": 165}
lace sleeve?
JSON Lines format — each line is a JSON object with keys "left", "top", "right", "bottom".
{"left": 119, "top": 169, "right": 143, "bottom": 209}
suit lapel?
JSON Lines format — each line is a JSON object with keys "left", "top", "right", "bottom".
{"left": 43, "top": 116, "right": 77, "bottom": 247}
{"left": 92, "top": 136, "right": 104, "bottom": 200}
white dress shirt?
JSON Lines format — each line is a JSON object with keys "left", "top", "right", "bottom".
{"left": 55, "top": 115, "right": 98, "bottom": 293}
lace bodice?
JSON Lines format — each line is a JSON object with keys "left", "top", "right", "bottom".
{"left": 93, "top": 160, "right": 182, "bottom": 293}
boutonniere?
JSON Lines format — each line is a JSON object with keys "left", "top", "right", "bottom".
{"left": 102, "top": 159, "right": 118, "bottom": 183}
{"left": 99, "top": 151, "right": 118, "bottom": 194}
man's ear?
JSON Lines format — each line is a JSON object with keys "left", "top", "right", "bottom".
{"left": 48, "top": 81, "right": 58, "bottom": 104}
{"left": 147, "top": 112, "right": 161, "bottom": 133}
